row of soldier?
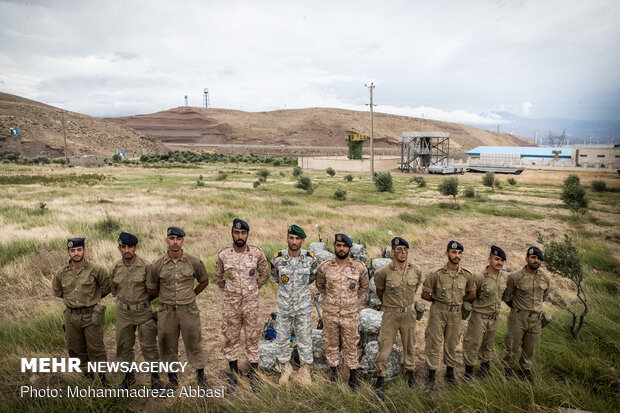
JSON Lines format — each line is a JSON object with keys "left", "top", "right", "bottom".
{"left": 52, "top": 219, "right": 550, "bottom": 397}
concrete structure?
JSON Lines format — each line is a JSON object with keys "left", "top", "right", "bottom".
{"left": 298, "top": 156, "right": 399, "bottom": 173}
{"left": 573, "top": 145, "right": 620, "bottom": 169}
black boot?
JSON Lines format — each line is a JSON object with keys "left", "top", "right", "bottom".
{"left": 227, "top": 360, "right": 239, "bottom": 393}
{"left": 247, "top": 363, "right": 259, "bottom": 392}
{"left": 348, "top": 369, "right": 359, "bottom": 390}
{"left": 197, "top": 368, "right": 208, "bottom": 387}
{"left": 118, "top": 372, "right": 135, "bottom": 389}
{"left": 425, "top": 369, "right": 436, "bottom": 391}
{"left": 330, "top": 366, "right": 338, "bottom": 382}
{"left": 464, "top": 365, "right": 474, "bottom": 380}
{"left": 504, "top": 367, "right": 513, "bottom": 379}
{"left": 445, "top": 366, "right": 456, "bottom": 385}
{"left": 151, "top": 373, "right": 163, "bottom": 390}
{"left": 166, "top": 372, "right": 179, "bottom": 390}
{"left": 406, "top": 370, "right": 417, "bottom": 388}
{"left": 477, "top": 362, "right": 490, "bottom": 378}
{"left": 374, "top": 376, "right": 385, "bottom": 400}
{"left": 519, "top": 369, "right": 532, "bottom": 381}
{"left": 98, "top": 373, "right": 109, "bottom": 388}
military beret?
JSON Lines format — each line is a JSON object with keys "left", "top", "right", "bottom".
{"left": 118, "top": 232, "right": 138, "bottom": 246}
{"left": 287, "top": 224, "right": 306, "bottom": 239}
{"left": 527, "top": 246, "right": 544, "bottom": 261}
{"left": 447, "top": 240, "right": 464, "bottom": 251}
{"left": 67, "top": 237, "right": 85, "bottom": 249}
{"left": 334, "top": 233, "right": 352, "bottom": 247}
{"left": 232, "top": 218, "right": 250, "bottom": 231}
{"left": 166, "top": 226, "right": 186, "bottom": 237}
{"left": 490, "top": 245, "right": 506, "bottom": 260}
{"left": 391, "top": 237, "right": 409, "bottom": 249}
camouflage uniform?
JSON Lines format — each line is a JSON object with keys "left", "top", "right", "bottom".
{"left": 52, "top": 260, "right": 111, "bottom": 369}
{"left": 111, "top": 255, "right": 159, "bottom": 363}
{"left": 148, "top": 252, "right": 209, "bottom": 369}
{"left": 422, "top": 265, "right": 475, "bottom": 370}
{"left": 214, "top": 245, "right": 269, "bottom": 363}
{"left": 373, "top": 261, "right": 423, "bottom": 377}
{"left": 462, "top": 266, "right": 507, "bottom": 366}
{"left": 502, "top": 266, "right": 550, "bottom": 371}
{"left": 316, "top": 258, "right": 369, "bottom": 368}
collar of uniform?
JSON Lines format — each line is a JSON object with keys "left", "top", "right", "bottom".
{"left": 329, "top": 258, "right": 352, "bottom": 266}
{"left": 66, "top": 259, "right": 89, "bottom": 270}
{"left": 229, "top": 245, "right": 250, "bottom": 254}
{"left": 522, "top": 265, "right": 538, "bottom": 277}
{"left": 164, "top": 252, "right": 187, "bottom": 264}
{"left": 390, "top": 261, "right": 411, "bottom": 270}
{"left": 443, "top": 264, "right": 463, "bottom": 274}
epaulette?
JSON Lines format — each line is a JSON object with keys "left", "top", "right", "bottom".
{"left": 306, "top": 251, "right": 315, "bottom": 258}
{"left": 273, "top": 251, "right": 283, "bottom": 259}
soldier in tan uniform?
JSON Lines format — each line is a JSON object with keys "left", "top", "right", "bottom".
{"left": 316, "top": 233, "right": 369, "bottom": 389}
{"left": 147, "top": 226, "right": 209, "bottom": 389}
{"left": 502, "top": 246, "right": 550, "bottom": 380}
{"left": 462, "top": 245, "right": 508, "bottom": 379}
{"left": 421, "top": 240, "right": 475, "bottom": 389}
{"left": 373, "top": 237, "right": 423, "bottom": 398}
{"left": 111, "top": 232, "right": 161, "bottom": 389}
{"left": 52, "top": 237, "right": 111, "bottom": 385}
{"left": 213, "top": 219, "right": 269, "bottom": 390}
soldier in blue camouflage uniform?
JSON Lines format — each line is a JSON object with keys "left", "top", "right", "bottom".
{"left": 270, "top": 224, "right": 317, "bottom": 385}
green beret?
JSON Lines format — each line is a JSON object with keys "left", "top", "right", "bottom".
{"left": 287, "top": 224, "right": 306, "bottom": 239}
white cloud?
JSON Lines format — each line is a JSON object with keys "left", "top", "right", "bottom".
{"left": 521, "top": 102, "right": 533, "bottom": 117}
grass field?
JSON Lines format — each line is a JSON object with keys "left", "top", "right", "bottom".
{"left": 0, "top": 162, "right": 618, "bottom": 412}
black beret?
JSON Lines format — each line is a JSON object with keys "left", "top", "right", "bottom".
{"left": 527, "top": 246, "right": 544, "bottom": 261}
{"left": 232, "top": 218, "right": 250, "bottom": 231}
{"left": 490, "top": 245, "right": 506, "bottom": 260}
{"left": 118, "top": 232, "right": 138, "bottom": 246}
{"left": 447, "top": 240, "right": 464, "bottom": 252}
{"left": 166, "top": 226, "right": 186, "bottom": 237}
{"left": 334, "top": 233, "right": 352, "bottom": 247}
{"left": 67, "top": 237, "right": 85, "bottom": 249}
{"left": 391, "top": 237, "right": 409, "bottom": 249}
{"left": 287, "top": 224, "right": 306, "bottom": 239}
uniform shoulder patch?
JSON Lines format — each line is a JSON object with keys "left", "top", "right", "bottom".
{"left": 306, "top": 251, "right": 315, "bottom": 258}
{"left": 273, "top": 251, "right": 283, "bottom": 259}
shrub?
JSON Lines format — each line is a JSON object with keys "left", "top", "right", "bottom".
{"left": 507, "top": 177, "right": 517, "bottom": 185}
{"left": 95, "top": 215, "right": 121, "bottom": 234}
{"left": 438, "top": 177, "right": 460, "bottom": 206}
{"left": 295, "top": 175, "right": 317, "bottom": 194}
{"left": 494, "top": 180, "right": 502, "bottom": 190}
{"left": 374, "top": 172, "right": 394, "bottom": 193}
{"left": 36, "top": 202, "right": 48, "bottom": 215}
{"left": 292, "top": 166, "right": 303, "bottom": 177}
{"left": 344, "top": 174, "right": 353, "bottom": 182}
{"left": 273, "top": 160, "right": 281, "bottom": 167}
{"left": 216, "top": 171, "right": 228, "bottom": 181}
{"left": 482, "top": 171, "right": 495, "bottom": 191}
{"left": 334, "top": 188, "right": 347, "bottom": 200}
{"left": 281, "top": 199, "right": 297, "bottom": 206}
{"left": 257, "top": 167, "right": 270, "bottom": 182}
{"left": 253, "top": 181, "right": 261, "bottom": 188}
{"left": 561, "top": 174, "right": 588, "bottom": 215}
{"left": 326, "top": 167, "right": 336, "bottom": 177}
{"left": 591, "top": 180, "right": 606, "bottom": 192}
{"left": 411, "top": 176, "right": 426, "bottom": 188}
{"left": 463, "top": 185, "right": 476, "bottom": 198}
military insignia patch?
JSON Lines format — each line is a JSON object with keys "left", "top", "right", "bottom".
{"left": 349, "top": 282, "right": 357, "bottom": 291}
{"left": 67, "top": 241, "right": 73, "bottom": 248}
{"left": 273, "top": 252, "right": 279, "bottom": 259}
{"left": 529, "top": 248, "right": 534, "bottom": 255}
{"left": 394, "top": 238, "right": 400, "bottom": 245}
{"left": 302, "top": 274, "right": 309, "bottom": 283}
{"left": 249, "top": 268, "right": 256, "bottom": 277}
{"left": 235, "top": 222, "right": 241, "bottom": 229}
{"left": 281, "top": 275, "right": 289, "bottom": 283}
{"left": 225, "top": 271, "right": 232, "bottom": 279}
{"left": 337, "top": 235, "right": 343, "bottom": 241}
{"left": 327, "top": 282, "right": 334, "bottom": 290}
{"left": 451, "top": 242, "right": 457, "bottom": 249}
{"left": 167, "top": 228, "right": 172, "bottom": 236}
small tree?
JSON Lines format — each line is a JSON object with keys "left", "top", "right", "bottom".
{"left": 374, "top": 172, "right": 394, "bottom": 193}
{"left": 591, "top": 180, "right": 606, "bottom": 192}
{"left": 344, "top": 174, "right": 353, "bottom": 182}
{"left": 295, "top": 175, "right": 317, "bottom": 194}
{"left": 561, "top": 174, "right": 588, "bottom": 216}
{"left": 257, "top": 167, "right": 270, "bottom": 183}
{"left": 507, "top": 177, "right": 517, "bottom": 186}
{"left": 326, "top": 167, "right": 336, "bottom": 177}
{"left": 494, "top": 180, "right": 502, "bottom": 190}
{"left": 537, "top": 234, "right": 588, "bottom": 340}
{"left": 334, "top": 188, "right": 347, "bottom": 200}
{"left": 292, "top": 166, "right": 303, "bottom": 177}
{"left": 438, "top": 177, "right": 459, "bottom": 207}
{"left": 463, "top": 185, "right": 476, "bottom": 198}
{"left": 482, "top": 171, "right": 495, "bottom": 191}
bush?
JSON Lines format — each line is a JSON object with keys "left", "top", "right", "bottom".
{"left": 494, "top": 180, "right": 502, "bottom": 190}
{"left": 281, "top": 198, "right": 297, "bottom": 206}
{"left": 253, "top": 181, "right": 261, "bottom": 188}
{"left": 216, "top": 171, "right": 228, "bottom": 181}
{"left": 410, "top": 176, "right": 426, "bottom": 188}
{"left": 591, "top": 180, "right": 606, "bottom": 192}
{"left": 273, "top": 160, "right": 281, "bottom": 167}
{"left": 326, "top": 167, "right": 336, "bottom": 177}
{"left": 463, "top": 185, "right": 476, "bottom": 198}
{"left": 295, "top": 175, "right": 317, "bottom": 194}
{"left": 507, "top": 177, "right": 517, "bottom": 185}
{"left": 482, "top": 171, "right": 495, "bottom": 191}
{"left": 374, "top": 171, "right": 394, "bottom": 193}
{"left": 344, "top": 174, "right": 353, "bottom": 182}
{"left": 257, "top": 167, "right": 270, "bottom": 182}
{"left": 561, "top": 174, "right": 588, "bottom": 215}
{"left": 95, "top": 215, "right": 121, "bottom": 234}
{"left": 334, "top": 188, "right": 347, "bottom": 200}
{"left": 36, "top": 202, "right": 48, "bottom": 215}
{"left": 292, "top": 166, "right": 303, "bottom": 177}
{"left": 438, "top": 177, "right": 460, "bottom": 206}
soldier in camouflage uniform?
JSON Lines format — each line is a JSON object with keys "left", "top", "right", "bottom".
{"left": 214, "top": 218, "right": 269, "bottom": 390}
{"left": 111, "top": 232, "right": 161, "bottom": 390}
{"left": 502, "top": 246, "right": 550, "bottom": 380}
{"left": 462, "top": 245, "right": 508, "bottom": 379}
{"left": 147, "top": 226, "right": 210, "bottom": 389}
{"left": 52, "top": 237, "right": 111, "bottom": 386}
{"left": 316, "top": 233, "right": 369, "bottom": 389}
{"left": 421, "top": 240, "right": 476, "bottom": 389}
{"left": 270, "top": 224, "right": 317, "bottom": 385}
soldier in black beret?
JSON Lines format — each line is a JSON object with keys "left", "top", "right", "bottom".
{"left": 334, "top": 233, "right": 353, "bottom": 248}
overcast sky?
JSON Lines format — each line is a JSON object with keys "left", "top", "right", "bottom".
{"left": 1, "top": 0, "right": 618, "bottom": 125}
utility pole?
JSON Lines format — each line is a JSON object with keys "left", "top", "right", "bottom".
{"left": 62, "top": 110, "right": 68, "bottom": 163}
{"left": 365, "top": 82, "right": 376, "bottom": 181}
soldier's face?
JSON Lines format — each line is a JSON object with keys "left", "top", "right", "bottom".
{"left": 166, "top": 235, "right": 184, "bottom": 252}
{"left": 232, "top": 229, "right": 248, "bottom": 247}
{"left": 393, "top": 246, "right": 408, "bottom": 263}
{"left": 489, "top": 255, "right": 505, "bottom": 271}
{"left": 68, "top": 246, "right": 85, "bottom": 262}
{"left": 118, "top": 244, "right": 137, "bottom": 260}
{"left": 334, "top": 241, "right": 350, "bottom": 259}
{"left": 526, "top": 254, "right": 541, "bottom": 270}
{"left": 287, "top": 234, "right": 303, "bottom": 251}
{"left": 446, "top": 249, "right": 462, "bottom": 265}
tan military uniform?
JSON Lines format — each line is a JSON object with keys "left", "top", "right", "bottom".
{"left": 502, "top": 266, "right": 550, "bottom": 370}
{"left": 213, "top": 245, "right": 269, "bottom": 363}
{"left": 462, "top": 266, "right": 507, "bottom": 366}
{"left": 52, "top": 260, "right": 111, "bottom": 369}
{"left": 422, "top": 265, "right": 475, "bottom": 370}
{"left": 111, "top": 255, "right": 159, "bottom": 363}
{"left": 148, "top": 252, "right": 208, "bottom": 369}
{"left": 316, "top": 258, "right": 369, "bottom": 369}
{"left": 373, "top": 261, "right": 423, "bottom": 377}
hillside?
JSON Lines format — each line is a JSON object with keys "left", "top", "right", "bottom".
{"left": 0, "top": 92, "right": 167, "bottom": 157}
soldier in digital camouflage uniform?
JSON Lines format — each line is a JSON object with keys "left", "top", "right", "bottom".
{"left": 214, "top": 218, "right": 269, "bottom": 390}
{"left": 502, "top": 246, "right": 550, "bottom": 380}
{"left": 316, "top": 233, "right": 369, "bottom": 389}
{"left": 270, "top": 224, "right": 317, "bottom": 385}
{"left": 373, "top": 237, "right": 423, "bottom": 398}
{"left": 52, "top": 237, "right": 111, "bottom": 386}
{"left": 421, "top": 240, "right": 476, "bottom": 389}
{"left": 111, "top": 232, "right": 161, "bottom": 390}
{"left": 462, "top": 245, "right": 508, "bottom": 379}
{"left": 147, "top": 226, "right": 209, "bottom": 389}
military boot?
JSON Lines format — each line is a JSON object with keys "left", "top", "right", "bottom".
{"left": 374, "top": 376, "right": 386, "bottom": 401}
{"left": 425, "top": 369, "right": 436, "bottom": 391}
{"left": 227, "top": 360, "right": 239, "bottom": 392}
{"left": 151, "top": 373, "right": 163, "bottom": 390}
{"left": 330, "top": 366, "right": 339, "bottom": 382}
{"left": 118, "top": 372, "right": 135, "bottom": 389}
{"left": 247, "top": 363, "right": 259, "bottom": 392}
{"left": 519, "top": 369, "right": 532, "bottom": 381}
{"left": 477, "top": 362, "right": 490, "bottom": 378}
{"left": 166, "top": 372, "right": 179, "bottom": 390}
{"left": 406, "top": 370, "right": 417, "bottom": 388}
{"left": 98, "top": 373, "right": 109, "bottom": 388}
{"left": 297, "top": 363, "right": 311, "bottom": 386}
{"left": 504, "top": 367, "right": 513, "bottom": 379}
{"left": 464, "top": 365, "right": 474, "bottom": 380}
{"left": 278, "top": 362, "right": 293, "bottom": 385}
{"left": 348, "top": 369, "right": 359, "bottom": 390}
{"left": 445, "top": 366, "right": 457, "bottom": 385}
{"left": 197, "top": 369, "right": 208, "bottom": 387}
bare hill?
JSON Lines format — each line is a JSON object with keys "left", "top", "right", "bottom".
{"left": 0, "top": 92, "right": 167, "bottom": 157}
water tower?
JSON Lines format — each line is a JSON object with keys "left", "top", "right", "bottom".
{"left": 203, "top": 88, "right": 210, "bottom": 108}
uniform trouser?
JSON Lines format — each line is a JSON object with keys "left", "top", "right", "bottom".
{"left": 157, "top": 302, "right": 205, "bottom": 369}
{"left": 64, "top": 309, "right": 107, "bottom": 369}
{"left": 503, "top": 308, "right": 541, "bottom": 371}
{"left": 322, "top": 312, "right": 359, "bottom": 369}
{"left": 275, "top": 310, "right": 313, "bottom": 365}
{"left": 222, "top": 295, "right": 261, "bottom": 363}
{"left": 462, "top": 311, "right": 500, "bottom": 366}
{"left": 116, "top": 306, "right": 159, "bottom": 362}
{"left": 374, "top": 309, "right": 417, "bottom": 377}
{"left": 424, "top": 303, "right": 462, "bottom": 370}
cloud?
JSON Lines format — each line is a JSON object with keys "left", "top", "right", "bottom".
{"left": 521, "top": 102, "right": 532, "bottom": 117}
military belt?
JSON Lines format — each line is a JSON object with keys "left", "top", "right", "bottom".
{"left": 383, "top": 303, "right": 415, "bottom": 313}
{"left": 479, "top": 312, "right": 498, "bottom": 320}
{"left": 67, "top": 305, "right": 95, "bottom": 314}
{"left": 161, "top": 303, "right": 192, "bottom": 312}
{"left": 515, "top": 308, "right": 542, "bottom": 319}
{"left": 118, "top": 301, "right": 149, "bottom": 311}
{"left": 435, "top": 302, "right": 461, "bottom": 312}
